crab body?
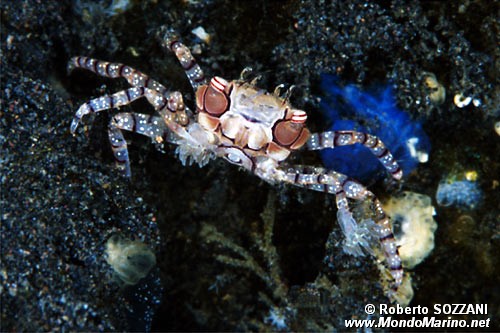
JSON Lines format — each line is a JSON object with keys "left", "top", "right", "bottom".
{"left": 196, "top": 78, "right": 310, "bottom": 174}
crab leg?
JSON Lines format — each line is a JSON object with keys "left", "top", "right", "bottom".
{"left": 108, "top": 113, "right": 170, "bottom": 177}
{"left": 68, "top": 57, "right": 168, "bottom": 95}
{"left": 278, "top": 165, "right": 403, "bottom": 291}
{"left": 159, "top": 28, "right": 207, "bottom": 91}
{"left": 71, "top": 84, "right": 189, "bottom": 130}
{"left": 105, "top": 88, "right": 190, "bottom": 178}
{"left": 107, "top": 123, "right": 131, "bottom": 177}
{"left": 307, "top": 131, "right": 403, "bottom": 180}
{"left": 70, "top": 87, "right": 147, "bottom": 133}
{"left": 70, "top": 82, "right": 190, "bottom": 176}
{"left": 110, "top": 113, "right": 170, "bottom": 144}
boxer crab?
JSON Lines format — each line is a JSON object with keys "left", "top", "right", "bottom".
{"left": 69, "top": 28, "right": 404, "bottom": 297}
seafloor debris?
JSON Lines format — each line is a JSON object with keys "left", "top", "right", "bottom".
{"left": 191, "top": 26, "right": 211, "bottom": 44}
{"left": 383, "top": 191, "right": 437, "bottom": 269}
{"left": 105, "top": 235, "right": 157, "bottom": 285}
{"left": 453, "top": 93, "right": 472, "bottom": 108}
{"left": 436, "top": 178, "right": 482, "bottom": 211}
{"left": 200, "top": 192, "right": 290, "bottom": 330}
{"left": 422, "top": 72, "right": 446, "bottom": 105}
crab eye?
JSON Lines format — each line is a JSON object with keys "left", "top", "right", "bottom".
{"left": 273, "top": 120, "right": 304, "bottom": 146}
{"left": 203, "top": 77, "right": 229, "bottom": 116}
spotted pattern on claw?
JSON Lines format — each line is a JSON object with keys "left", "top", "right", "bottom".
{"left": 68, "top": 27, "right": 406, "bottom": 300}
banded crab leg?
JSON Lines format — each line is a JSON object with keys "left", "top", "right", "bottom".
{"left": 106, "top": 88, "right": 199, "bottom": 177}
{"left": 68, "top": 56, "right": 169, "bottom": 95}
{"left": 307, "top": 131, "right": 403, "bottom": 180}
{"left": 69, "top": 73, "right": 190, "bottom": 176}
{"left": 70, "top": 84, "right": 189, "bottom": 131}
{"left": 68, "top": 55, "right": 192, "bottom": 130}
{"left": 278, "top": 165, "right": 403, "bottom": 292}
{"left": 70, "top": 86, "right": 145, "bottom": 133}
{"left": 158, "top": 27, "right": 207, "bottom": 92}
{"left": 109, "top": 113, "right": 169, "bottom": 177}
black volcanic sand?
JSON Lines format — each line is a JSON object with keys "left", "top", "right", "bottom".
{"left": 1, "top": 0, "right": 498, "bottom": 331}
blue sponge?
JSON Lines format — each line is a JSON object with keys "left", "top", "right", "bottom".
{"left": 319, "top": 74, "right": 430, "bottom": 182}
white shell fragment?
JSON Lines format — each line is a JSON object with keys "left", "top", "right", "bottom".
{"left": 105, "top": 235, "right": 156, "bottom": 285}
{"left": 422, "top": 72, "right": 446, "bottom": 105}
{"left": 191, "top": 26, "right": 211, "bottom": 44}
{"left": 453, "top": 93, "right": 472, "bottom": 108}
{"left": 406, "top": 137, "right": 429, "bottom": 163}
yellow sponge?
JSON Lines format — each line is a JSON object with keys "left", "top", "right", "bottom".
{"left": 383, "top": 192, "right": 437, "bottom": 269}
